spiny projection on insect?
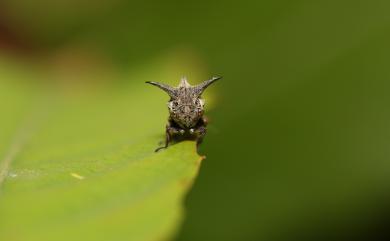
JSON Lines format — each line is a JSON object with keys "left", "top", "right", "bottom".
{"left": 146, "top": 76, "right": 221, "bottom": 152}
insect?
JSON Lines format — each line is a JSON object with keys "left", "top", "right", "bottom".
{"left": 146, "top": 76, "right": 221, "bottom": 152}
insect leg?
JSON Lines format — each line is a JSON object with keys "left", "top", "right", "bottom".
{"left": 155, "top": 126, "right": 171, "bottom": 152}
{"left": 155, "top": 123, "right": 184, "bottom": 152}
{"left": 194, "top": 125, "right": 207, "bottom": 147}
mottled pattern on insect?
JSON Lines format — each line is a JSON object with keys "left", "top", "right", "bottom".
{"left": 146, "top": 76, "right": 221, "bottom": 152}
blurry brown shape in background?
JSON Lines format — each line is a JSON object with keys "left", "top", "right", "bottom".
{"left": 0, "top": 10, "right": 33, "bottom": 54}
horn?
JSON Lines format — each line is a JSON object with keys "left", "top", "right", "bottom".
{"left": 179, "top": 76, "right": 191, "bottom": 88}
{"left": 194, "top": 76, "right": 222, "bottom": 95}
{"left": 146, "top": 81, "right": 176, "bottom": 98}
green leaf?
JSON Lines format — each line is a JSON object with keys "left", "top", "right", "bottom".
{"left": 0, "top": 54, "right": 205, "bottom": 241}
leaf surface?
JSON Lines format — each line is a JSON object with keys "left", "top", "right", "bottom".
{"left": 0, "top": 56, "right": 204, "bottom": 241}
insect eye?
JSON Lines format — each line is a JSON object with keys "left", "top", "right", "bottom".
{"left": 168, "top": 101, "right": 179, "bottom": 110}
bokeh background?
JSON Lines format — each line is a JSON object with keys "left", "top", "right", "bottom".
{"left": 1, "top": 0, "right": 390, "bottom": 240}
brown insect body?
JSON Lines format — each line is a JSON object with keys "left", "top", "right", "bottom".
{"left": 146, "top": 76, "right": 221, "bottom": 152}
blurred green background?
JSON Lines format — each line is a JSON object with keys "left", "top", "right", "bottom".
{"left": 1, "top": 0, "right": 390, "bottom": 240}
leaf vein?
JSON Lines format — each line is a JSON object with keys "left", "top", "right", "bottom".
{"left": 0, "top": 105, "right": 47, "bottom": 190}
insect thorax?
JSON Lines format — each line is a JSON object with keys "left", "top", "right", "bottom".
{"left": 168, "top": 93, "right": 204, "bottom": 128}
{"left": 147, "top": 76, "right": 219, "bottom": 129}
